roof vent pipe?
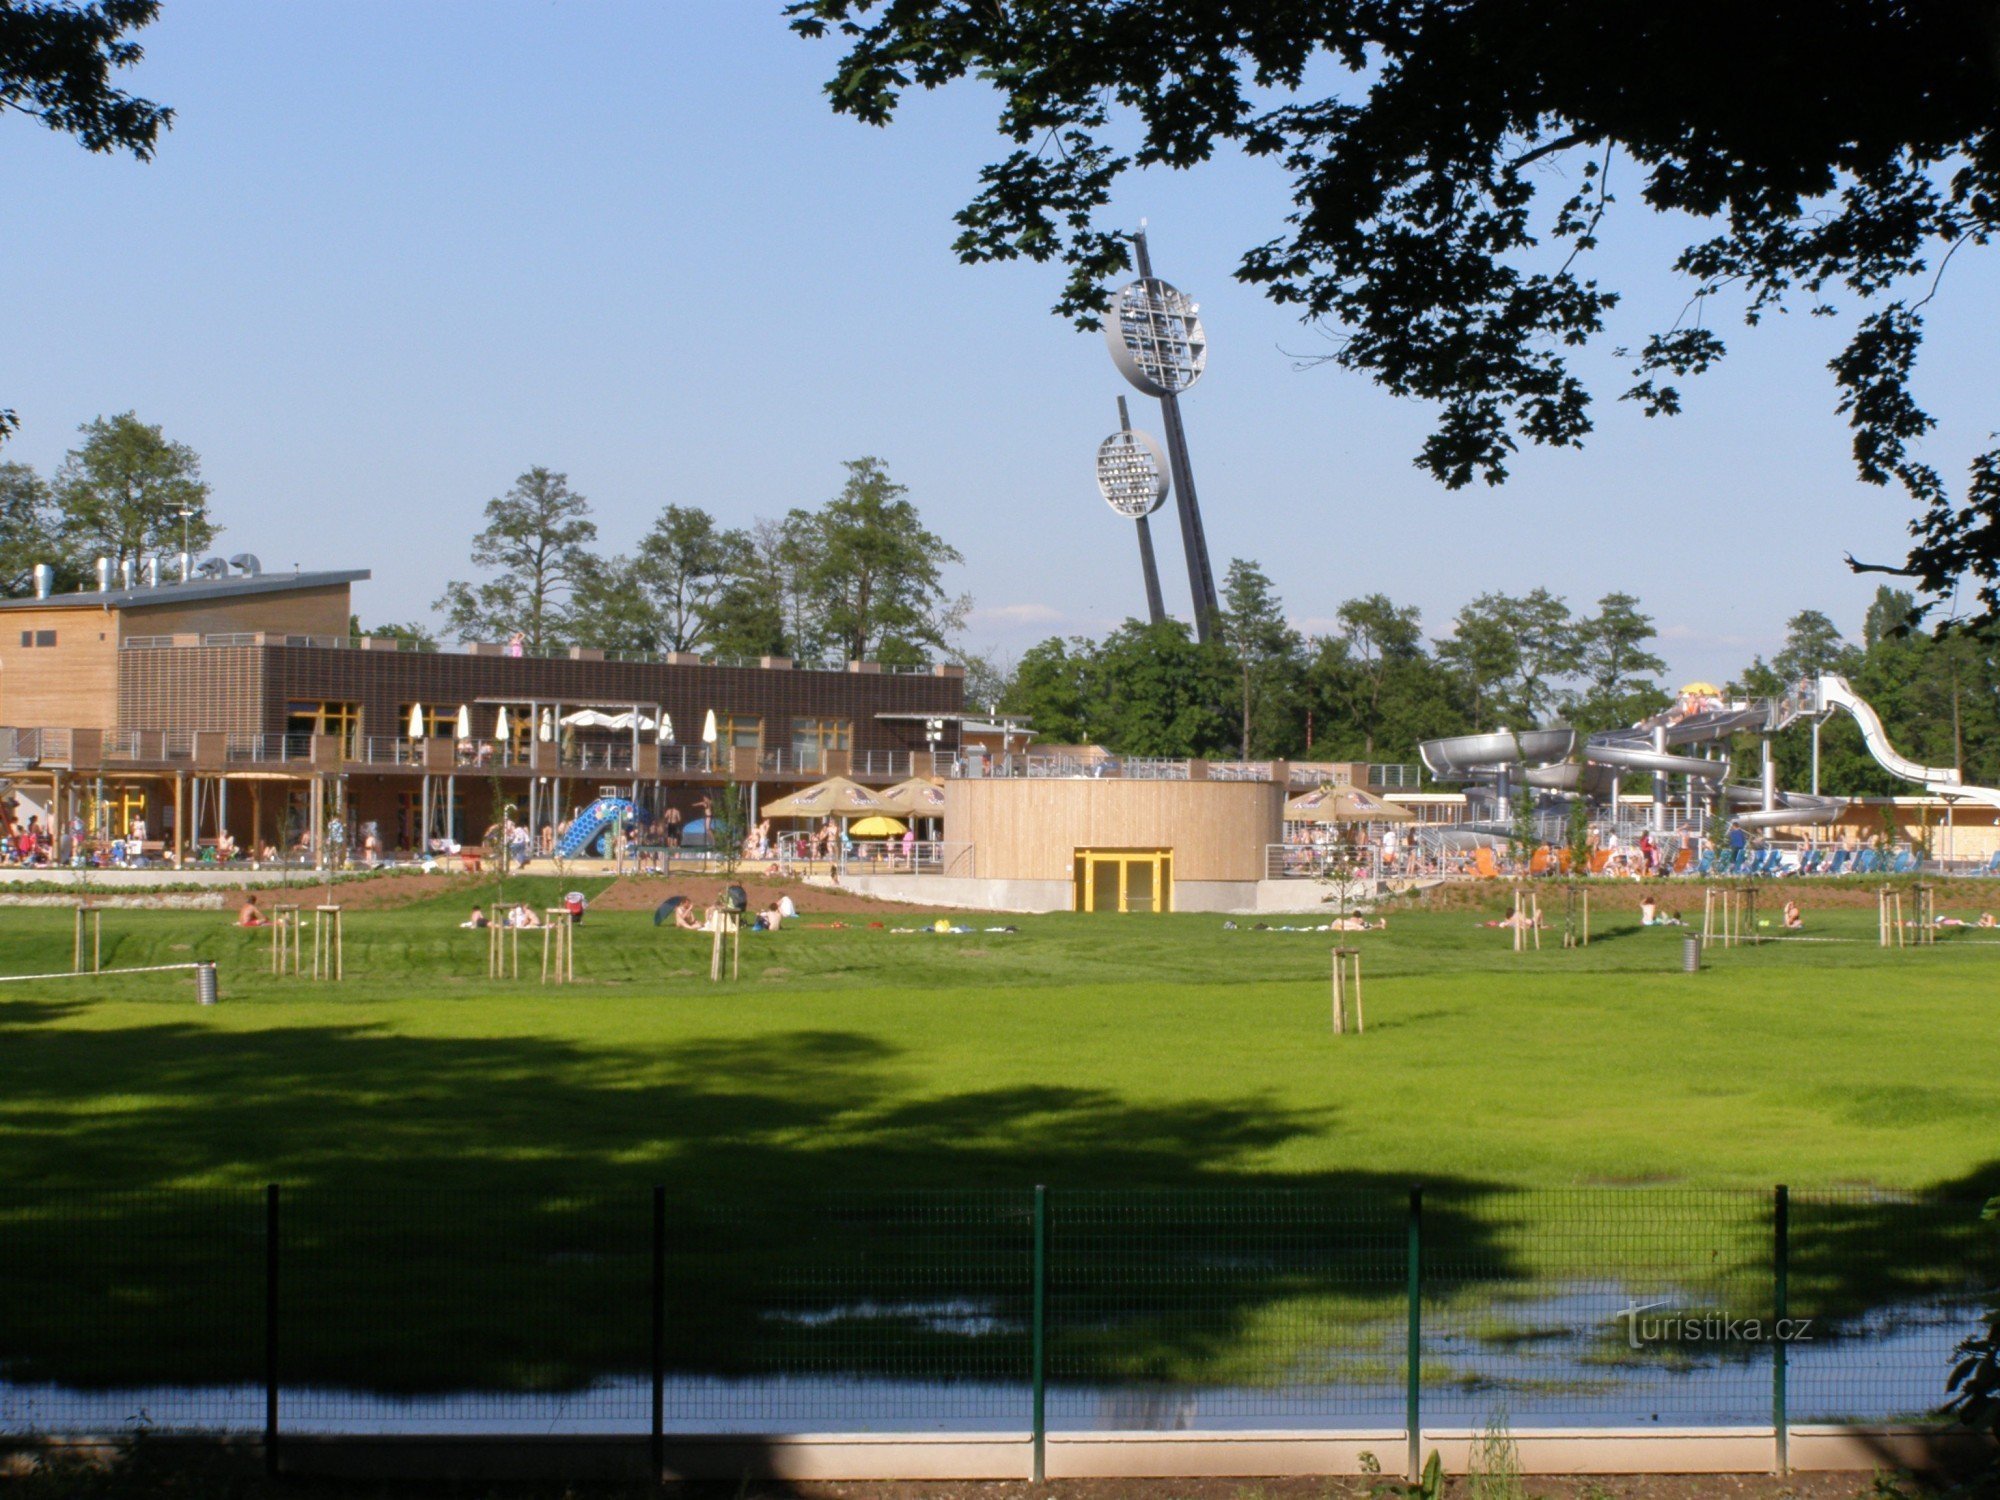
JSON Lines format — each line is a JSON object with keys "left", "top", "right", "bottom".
{"left": 31, "top": 565, "right": 53, "bottom": 600}
{"left": 141, "top": 555, "right": 160, "bottom": 587}
{"left": 94, "top": 557, "right": 112, "bottom": 592}
{"left": 178, "top": 551, "right": 192, "bottom": 583}
{"left": 117, "top": 558, "right": 136, "bottom": 590}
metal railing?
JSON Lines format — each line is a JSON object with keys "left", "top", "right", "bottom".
{"left": 226, "top": 732, "right": 313, "bottom": 763}
{"left": 1264, "top": 842, "right": 1386, "bottom": 883}
{"left": 114, "top": 632, "right": 954, "bottom": 673}
{"left": 0, "top": 1185, "right": 1988, "bottom": 1446}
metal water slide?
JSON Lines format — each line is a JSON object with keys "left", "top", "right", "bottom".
{"left": 1809, "top": 674, "right": 2000, "bottom": 810}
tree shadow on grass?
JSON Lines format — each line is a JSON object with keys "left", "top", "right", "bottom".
{"left": 0, "top": 1005, "right": 1482, "bottom": 1407}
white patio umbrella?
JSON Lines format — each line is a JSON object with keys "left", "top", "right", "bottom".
{"left": 407, "top": 702, "right": 424, "bottom": 739}
{"left": 658, "top": 713, "right": 673, "bottom": 744}
{"left": 702, "top": 709, "right": 718, "bottom": 745}
{"left": 539, "top": 709, "right": 555, "bottom": 743}
{"left": 494, "top": 705, "right": 511, "bottom": 742}
{"left": 455, "top": 704, "right": 472, "bottom": 740}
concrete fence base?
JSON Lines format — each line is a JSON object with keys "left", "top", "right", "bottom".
{"left": 10, "top": 1426, "right": 1995, "bottom": 1484}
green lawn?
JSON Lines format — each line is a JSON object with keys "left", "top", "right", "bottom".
{"left": 1, "top": 877, "right": 1994, "bottom": 1397}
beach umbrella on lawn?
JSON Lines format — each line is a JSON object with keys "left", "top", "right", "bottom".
{"left": 407, "top": 703, "right": 424, "bottom": 739}
{"left": 654, "top": 895, "right": 688, "bottom": 927}
{"left": 494, "top": 705, "right": 511, "bottom": 742}
{"left": 455, "top": 704, "right": 472, "bottom": 741}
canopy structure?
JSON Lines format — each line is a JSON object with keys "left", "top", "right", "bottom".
{"left": 560, "top": 709, "right": 659, "bottom": 732}
{"left": 849, "top": 815, "right": 907, "bottom": 838}
{"left": 875, "top": 777, "right": 948, "bottom": 817}
{"left": 1284, "top": 785, "right": 1416, "bottom": 823}
{"left": 760, "top": 777, "right": 895, "bottom": 820}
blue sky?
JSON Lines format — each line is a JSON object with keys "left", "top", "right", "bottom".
{"left": 6, "top": 2, "right": 1995, "bottom": 687}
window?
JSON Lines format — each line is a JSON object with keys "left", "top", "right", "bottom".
{"left": 17, "top": 630, "right": 55, "bottom": 648}
{"left": 715, "top": 714, "right": 762, "bottom": 751}
{"left": 397, "top": 704, "right": 459, "bottom": 739}
{"left": 286, "top": 702, "right": 362, "bottom": 757}
{"left": 791, "top": 717, "right": 850, "bottom": 768}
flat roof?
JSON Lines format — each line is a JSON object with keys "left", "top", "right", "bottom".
{"left": 0, "top": 569, "right": 370, "bottom": 612}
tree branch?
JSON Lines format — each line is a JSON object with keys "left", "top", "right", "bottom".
{"left": 1844, "top": 552, "right": 1922, "bottom": 577}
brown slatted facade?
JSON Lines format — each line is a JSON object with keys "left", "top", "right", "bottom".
{"left": 117, "top": 645, "right": 963, "bottom": 751}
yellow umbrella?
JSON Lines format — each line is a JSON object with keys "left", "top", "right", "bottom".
{"left": 1284, "top": 785, "right": 1416, "bottom": 823}
{"left": 849, "top": 815, "right": 907, "bottom": 837}
{"left": 760, "top": 776, "right": 895, "bottom": 819}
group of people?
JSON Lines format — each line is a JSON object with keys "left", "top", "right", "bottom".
{"left": 666, "top": 889, "right": 796, "bottom": 933}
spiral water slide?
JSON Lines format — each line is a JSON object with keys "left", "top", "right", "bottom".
{"left": 1811, "top": 675, "right": 2000, "bottom": 810}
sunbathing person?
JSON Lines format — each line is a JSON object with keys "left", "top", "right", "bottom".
{"left": 1783, "top": 900, "right": 1804, "bottom": 930}
{"left": 460, "top": 906, "right": 489, "bottom": 930}
{"left": 673, "top": 898, "right": 704, "bottom": 931}
{"left": 237, "top": 894, "right": 268, "bottom": 928}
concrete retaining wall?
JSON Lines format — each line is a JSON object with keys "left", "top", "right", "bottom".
{"left": 14, "top": 1426, "right": 1989, "bottom": 1483}
{"left": 833, "top": 872, "right": 1379, "bottom": 914}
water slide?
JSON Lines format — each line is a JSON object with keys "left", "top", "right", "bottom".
{"left": 556, "top": 796, "right": 638, "bottom": 859}
{"left": 1812, "top": 675, "right": 2000, "bottom": 810}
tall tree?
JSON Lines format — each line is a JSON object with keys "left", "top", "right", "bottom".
{"left": 1218, "top": 558, "right": 1301, "bottom": 758}
{"left": 1436, "top": 596, "right": 1522, "bottom": 732}
{"left": 793, "top": 3, "right": 2000, "bottom": 619}
{"left": 1770, "top": 610, "right": 1856, "bottom": 685}
{"left": 2, "top": 0, "right": 173, "bottom": 448}
{"left": 570, "top": 504, "right": 753, "bottom": 656}
{"left": 808, "top": 457, "right": 968, "bottom": 665}
{"left": 0, "top": 461, "right": 62, "bottom": 593}
{"left": 51, "top": 411, "right": 216, "bottom": 573}
{"left": 1570, "top": 591, "right": 1668, "bottom": 730}
{"left": 1001, "top": 636, "right": 1094, "bottom": 745}
{"left": 435, "top": 467, "right": 596, "bottom": 654}
{"left": 1088, "top": 619, "right": 1233, "bottom": 758}
{"left": 1334, "top": 593, "right": 1424, "bottom": 756}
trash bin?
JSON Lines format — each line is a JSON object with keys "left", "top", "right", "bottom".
{"left": 1682, "top": 936, "right": 1700, "bottom": 973}
{"left": 195, "top": 961, "right": 219, "bottom": 1005}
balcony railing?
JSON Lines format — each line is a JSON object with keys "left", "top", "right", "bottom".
{"left": 226, "top": 732, "right": 313, "bottom": 763}
{"left": 848, "top": 750, "right": 912, "bottom": 779}
{"left": 117, "top": 632, "right": 959, "bottom": 675}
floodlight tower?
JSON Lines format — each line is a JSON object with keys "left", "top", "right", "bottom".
{"left": 1095, "top": 396, "right": 1169, "bottom": 626}
{"left": 1103, "top": 226, "right": 1221, "bottom": 641}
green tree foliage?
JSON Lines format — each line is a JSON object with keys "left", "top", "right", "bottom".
{"left": 2, "top": 0, "right": 172, "bottom": 448}
{"left": 570, "top": 504, "right": 756, "bottom": 657}
{"left": 1002, "top": 636, "right": 1094, "bottom": 745}
{"left": 1087, "top": 619, "right": 1233, "bottom": 757}
{"left": 793, "top": 1, "right": 2000, "bottom": 619}
{"left": 0, "top": 461, "right": 64, "bottom": 593}
{"left": 50, "top": 411, "right": 216, "bottom": 573}
{"left": 436, "top": 467, "right": 597, "bottom": 654}
{"left": 1218, "top": 558, "right": 1301, "bottom": 758}
{"left": 1437, "top": 590, "right": 1586, "bottom": 728}
{"left": 805, "top": 458, "right": 968, "bottom": 666}
{"left": 1569, "top": 591, "right": 1670, "bottom": 731}
{"left": 349, "top": 615, "right": 438, "bottom": 651}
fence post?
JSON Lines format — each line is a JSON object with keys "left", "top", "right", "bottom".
{"left": 1773, "top": 1183, "right": 1789, "bottom": 1475}
{"left": 1406, "top": 1186, "right": 1423, "bottom": 1483}
{"left": 651, "top": 1184, "right": 666, "bottom": 1483}
{"left": 264, "top": 1182, "right": 280, "bottom": 1477}
{"left": 1032, "top": 1183, "right": 1047, "bottom": 1484}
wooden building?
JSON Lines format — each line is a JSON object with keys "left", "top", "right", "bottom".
{"left": 0, "top": 565, "right": 963, "bottom": 864}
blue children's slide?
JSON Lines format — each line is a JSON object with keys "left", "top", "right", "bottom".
{"left": 557, "top": 797, "right": 638, "bottom": 859}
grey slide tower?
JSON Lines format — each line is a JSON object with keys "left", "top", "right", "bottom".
{"left": 1103, "top": 226, "right": 1221, "bottom": 641}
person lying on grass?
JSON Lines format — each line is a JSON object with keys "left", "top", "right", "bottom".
{"left": 460, "top": 907, "right": 488, "bottom": 930}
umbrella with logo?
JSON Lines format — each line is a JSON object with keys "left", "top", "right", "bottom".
{"left": 1284, "top": 785, "right": 1416, "bottom": 823}
{"left": 875, "top": 777, "right": 948, "bottom": 817}
{"left": 760, "top": 777, "right": 895, "bottom": 820}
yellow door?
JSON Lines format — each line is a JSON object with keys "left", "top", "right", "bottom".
{"left": 1073, "top": 849, "right": 1174, "bottom": 913}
